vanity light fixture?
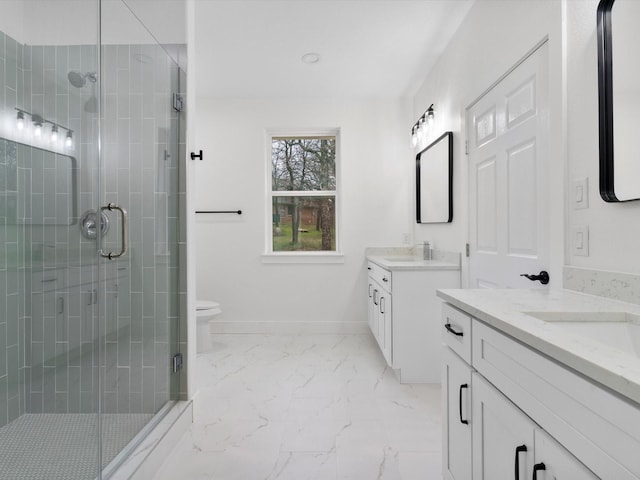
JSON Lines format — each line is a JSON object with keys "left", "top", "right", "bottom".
{"left": 33, "top": 115, "right": 43, "bottom": 137}
{"left": 426, "top": 105, "right": 435, "bottom": 127}
{"left": 16, "top": 110, "right": 25, "bottom": 130}
{"left": 411, "top": 125, "right": 419, "bottom": 147}
{"left": 410, "top": 104, "right": 436, "bottom": 147}
{"left": 14, "top": 108, "right": 74, "bottom": 148}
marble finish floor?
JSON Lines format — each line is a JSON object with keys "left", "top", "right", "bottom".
{"left": 155, "top": 333, "right": 442, "bottom": 479}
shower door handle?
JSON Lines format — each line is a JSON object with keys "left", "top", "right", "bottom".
{"left": 99, "top": 203, "right": 128, "bottom": 260}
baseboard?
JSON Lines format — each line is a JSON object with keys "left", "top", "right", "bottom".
{"left": 208, "top": 320, "right": 369, "bottom": 335}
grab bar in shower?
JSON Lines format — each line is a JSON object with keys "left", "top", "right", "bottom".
{"left": 195, "top": 210, "right": 242, "bottom": 215}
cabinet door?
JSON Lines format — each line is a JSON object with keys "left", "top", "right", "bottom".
{"left": 367, "top": 280, "right": 375, "bottom": 334}
{"left": 370, "top": 285, "right": 380, "bottom": 343}
{"left": 379, "top": 291, "right": 392, "bottom": 365}
{"left": 443, "top": 348, "right": 473, "bottom": 480}
{"left": 534, "top": 429, "right": 599, "bottom": 480}
{"left": 472, "top": 373, "right": 534, "bottom": 480}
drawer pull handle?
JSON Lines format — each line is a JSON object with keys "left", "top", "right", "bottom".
{"left": 380, "top": 297, "right": 385, "bottom": 315}
{"left": 382, "top": 276, "right": 388, "bottom": 282}
{"left": 515, "top": 444, "right": 527, "bottom": 480}
{"left": 368, "top": 284, "right": 373, "bottom": 298}
{"left": 532, "top": 463, "right": 546, "bottom": 480}
{"left": 41, "top": 278, "right": 57, "bottom": 283}
{"left": 367, "top": 267, "right": 372, "bottom": 270}
{"left": 373, "top": 289, "right": 378, "bottom": 306}
{"left": 458, "top": 383, "right": 469, "bottom": 425}
{"left": 445, "top": 323, "right": 463, "bottom": 337}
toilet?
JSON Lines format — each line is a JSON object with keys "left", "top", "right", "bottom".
{"left": 196, "top": 300, "right": 222, "bottom": 352}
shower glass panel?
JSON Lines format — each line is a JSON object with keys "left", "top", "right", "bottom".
{"left": 98, "top": 0, "right": 182, "bottom": 473}
{"left": 0, "top": 1, "right": 102, "bottom": 479}
{"left": 0, "top": 1, "right": 183, "bottom": 478}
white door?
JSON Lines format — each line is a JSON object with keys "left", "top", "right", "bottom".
{"left": 468, "top": 43, "right": 550, "bottom": 288}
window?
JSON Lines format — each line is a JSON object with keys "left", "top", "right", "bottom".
{"left": 267, "top": 131, "right": 339, "bottom": 256}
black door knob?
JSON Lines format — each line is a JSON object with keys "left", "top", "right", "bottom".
{"left": 520, "top": 271, "right": 549, "bottom": 285}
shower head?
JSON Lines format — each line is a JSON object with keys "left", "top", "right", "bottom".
{"left": 67, "top": 71, "right": 97, "bottom": 88}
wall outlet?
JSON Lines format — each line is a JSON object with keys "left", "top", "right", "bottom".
{"left": 402, "top": 233, "right": 411, "bottom": 245}
{"left": 572, "top": 225, "right": 589, "bottom": 256}
{"left": 573, "top": 177, "right": 589, "bottom": 210}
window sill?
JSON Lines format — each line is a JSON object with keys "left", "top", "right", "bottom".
{"left": 261, "top": 253, "right": 345, "bottom": 264}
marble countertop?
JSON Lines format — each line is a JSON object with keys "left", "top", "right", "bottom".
{"left": 368, "top": 255, "right": 460, "bottom": 271}
{"left": 437, "top": 288, "right": 640, "bottom": 406}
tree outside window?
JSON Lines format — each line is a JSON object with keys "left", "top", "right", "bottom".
{"left": 269, "top": 133, "right": 338, "bottom": 252}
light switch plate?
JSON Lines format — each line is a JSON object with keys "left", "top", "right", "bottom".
{"left": 573, "top": 177, "right": 589, "bottom": 210}
{"left": 572, "top": 225, "right": 589, "bottom": 256}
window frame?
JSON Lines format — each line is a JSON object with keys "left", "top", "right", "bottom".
{"left": 263, "top": 128, "right": 343, "bottom": 263}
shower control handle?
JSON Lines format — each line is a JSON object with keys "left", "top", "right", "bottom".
{"left": 99, "top": 203, "right": 128, "bottom": 260}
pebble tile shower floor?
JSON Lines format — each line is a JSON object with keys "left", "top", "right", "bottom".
{"left": 0, "top": 413, "right": 152, "bottom": 479}
{"left": 156, "top": 334, "right": 442, "bottom": 479}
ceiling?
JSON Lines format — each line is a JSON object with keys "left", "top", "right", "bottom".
{"left": 194, "top": 0, "right": 475, "bottom": 99}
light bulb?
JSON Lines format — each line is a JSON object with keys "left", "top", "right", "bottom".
{"left": 65, "top": 131, "right": 73, "bottom": 148}
{"left": 51, "top": 125, "right": 58, "bottom": 142}
{"left": 16, "top": 111, "right": 25, "bottom": 130}
{"left": 427, "top": 106, "right": 435, "bottom": 127}
{"left": 417, "top": 117, "right": 425, "bottom": 138}
{"left": 34, "top": 122, "right": 42, "bottom": 137}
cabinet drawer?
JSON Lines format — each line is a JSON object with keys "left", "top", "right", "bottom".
{"left": 367, "top": 261, "right": 391, "bottom": 292}
{"left": 473, "top": 319, "right": 640, "bottom": 480}
{"left": 442, "top": 303, "right": 472, "bottom": 364}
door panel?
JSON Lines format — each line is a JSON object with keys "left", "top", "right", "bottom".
{"left": 476, "top": 157, "right": 498, "bottom": 253}
{"left": 506, "top": 76, "right": 537, "bottom": 127}
{"left": 507, "top": 139, "right": 537, "bottom": 255}
{"left": 468, "top": 43, "right": 549, "bottom": 288}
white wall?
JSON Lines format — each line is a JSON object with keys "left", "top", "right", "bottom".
{"left": 194, "top": 97, "right": 412, "bottom": 328}
{"left": 410, "top": 0, "right": 565, "bottom": 287}
{"left": 566, "top": 0, "right": 640, "bottom": 275}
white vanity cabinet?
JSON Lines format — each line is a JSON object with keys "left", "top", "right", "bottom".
{"left": 367, "top": 257, "right": 460, "bottom": 383}
{"left": 473, "top": 372, "right": 598, "bottom": 480}
{"left": 441, "top": 300, "right": 640, "bottom": 480}
{"left": 367, "top": 262, "right": 393, "bottom": 365}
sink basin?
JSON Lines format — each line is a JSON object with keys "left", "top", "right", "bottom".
{"left": 524, "top": 311, "right": 640, "bottom": 357}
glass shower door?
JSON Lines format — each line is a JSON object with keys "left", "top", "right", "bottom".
{"left": 97, "top": 0, "right": 182, "bottom": 473}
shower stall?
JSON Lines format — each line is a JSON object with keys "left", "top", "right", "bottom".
{"left": 0, "top": 1, "right": 186, "bottom": 478}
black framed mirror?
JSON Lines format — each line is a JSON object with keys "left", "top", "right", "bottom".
{"left": 416, "top": 131, "right": 453, "bottom": 223}
{"left": 597, "top": 0, "right": 640, "bottom": 202}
